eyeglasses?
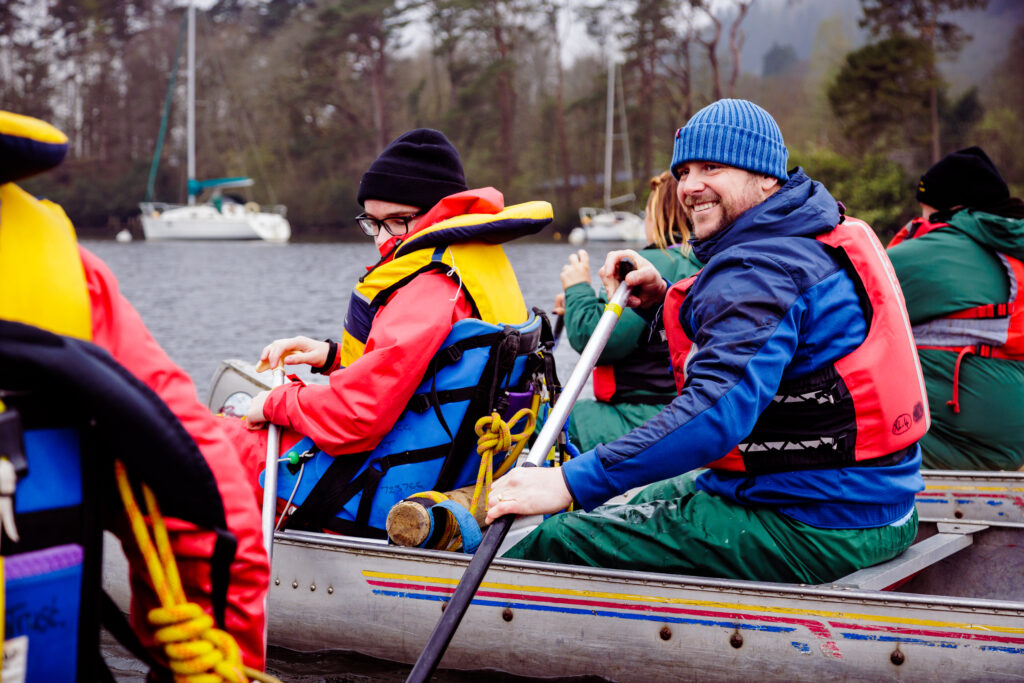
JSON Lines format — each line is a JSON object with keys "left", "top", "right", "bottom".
{"left": 355, "top": 212, "right": 423, "bottom": 237}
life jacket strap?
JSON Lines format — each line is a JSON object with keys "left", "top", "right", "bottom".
{"left": 946, "top": 346, "right": 975, "bottom": 414}
{"left": 944, "top": 302, "right": 1013, "bottom": 320}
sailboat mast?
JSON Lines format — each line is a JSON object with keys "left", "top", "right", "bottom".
{"left": 186, "top": 0, "right": 196, "bottom": 205}
{"left": 603, "top": 57, "right": 614, "bottom": 211}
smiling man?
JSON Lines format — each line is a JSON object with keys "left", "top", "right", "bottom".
{"left": 488, "top": 99, "right": 930, "bottom": 584}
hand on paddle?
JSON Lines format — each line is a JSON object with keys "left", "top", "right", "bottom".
{"left": 258, "top": 335, "right": 329, "bottom": 372}
{"left": 486, "top": 467, "right": 573, "bottom": 524}
{"left": 599, "top": 250, "right": 665, "bottom": 309}
{"left": 552, "top": 293, "right": 565, "bottom": 316}
{"left": 245, "top": 390, "right": 270, "bottom": 428}
{"left": 560, "top": 249, "right": 591, "bottom": 289}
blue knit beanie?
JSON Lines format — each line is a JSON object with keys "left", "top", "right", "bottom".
{"left": 670, "top": 99, "right": 789, "bottom": 182}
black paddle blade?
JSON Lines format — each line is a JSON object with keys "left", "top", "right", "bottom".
{"left": 406, "top": 514, "right": 515, "bottom": 682}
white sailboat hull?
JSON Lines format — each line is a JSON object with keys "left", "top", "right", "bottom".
{"left": 140, "top": 203, "right": 290, "bottom": 243}
{"left": 568, "top": 208, "right": 646, "bottom": 245}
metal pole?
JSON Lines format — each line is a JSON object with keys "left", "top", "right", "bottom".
{"left": 407, "top": 262, "right": 636, "bottom": 682}
{"left": 186, "top": 0, "right": 196, "bottom": 206}
{"left": 260, "top": 367, "right": 284, "bottom": 556}
{"left": 603, "top": 57, "right": 614, "bottom": 211}
{"left": 617, "top": 63, "right": 634, "bottom": 207}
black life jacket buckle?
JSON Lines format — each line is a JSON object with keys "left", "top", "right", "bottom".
{"left": 407, "top": 394, "right": 431, "bottom": 414}
{"left": 444, "top": 345, "right": 463, "bottom": 364}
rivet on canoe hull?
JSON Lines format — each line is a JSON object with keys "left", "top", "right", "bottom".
{"left": 274, "top": 578, "right": 280, "bottom": 586}
{"left": 310, "top": 583, "right": 316, "bottom": 592}
{"left": 659, "top": 627, "right": 671, "bottom": 641}
{"left": 730, "top": 628, "right": 743, "bottom": 649}
{"left": 502, "top": 607, "right": 514, "bottom": 622}
{"left": 954, "top": 510, "right": 964, "bottom": 519}
{"left": 890, "top": 647, "right": 905, "bottom": 665}
{"left": 291, "top": 580, "right": 299, "bottom": 589}
{"left": 327, "top": 585, "right": 334, "bottom": 595}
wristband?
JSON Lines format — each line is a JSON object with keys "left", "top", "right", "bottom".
{"left": 311, "top": 339, "right": 338, "bottom": 375}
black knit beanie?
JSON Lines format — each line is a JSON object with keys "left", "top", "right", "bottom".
{"left": 357, "top": 128, "right": 468, "bottom": 210}
{"left": 916, "top": 146, "right": 1009, "bottom": 211}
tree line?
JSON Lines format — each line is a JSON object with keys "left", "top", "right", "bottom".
{"left": 3, "top": 0, "right": 1020, "bottom": 240}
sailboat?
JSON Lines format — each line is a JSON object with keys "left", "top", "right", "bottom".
{"left": 139, "top": 1, "right": 290, "bottom": 243}
{"left": 568, "top": 59, "right": 645, "bottom": 246}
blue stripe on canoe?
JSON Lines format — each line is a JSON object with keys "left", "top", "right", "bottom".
{"left": 981, "top": 645, "right": 1024, "bottom": 654}
{"left": 371, "top": 589, "right": 795, "bottom": 634}
{"left": 836, "top": 632, "right": 958, "bottom": 648}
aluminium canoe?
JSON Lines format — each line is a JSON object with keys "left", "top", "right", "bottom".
{"left": 111, "top": 358, "right": 1019, "bottom": 680}
{"left": 102, "top": 475, "right": 1024, "bottom": 681}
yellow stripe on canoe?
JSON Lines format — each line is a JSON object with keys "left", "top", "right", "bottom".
{"left": 362, "top": 569, "right": 1024, "bottom": 635}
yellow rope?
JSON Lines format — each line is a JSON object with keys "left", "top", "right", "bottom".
{"left": 113, "top": 460, "right": 282, "bottom": 683}
{"left": 469, "top": 395, "right": 538, "bottom": 517}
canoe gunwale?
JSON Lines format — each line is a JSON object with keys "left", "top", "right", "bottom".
{"left": 272, "top": 528, "right": 1024, "bottom": 616}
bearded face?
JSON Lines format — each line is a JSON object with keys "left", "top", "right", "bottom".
{"left": 675, "top": 162, "right": 776, "bottom": 240}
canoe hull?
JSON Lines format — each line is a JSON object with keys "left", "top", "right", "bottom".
{"left": 261, "top": 529, "right": 1024, "bottom": 681}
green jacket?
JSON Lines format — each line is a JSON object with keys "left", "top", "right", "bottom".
{"left": 887, "top": 210, "right": 1024, "bottom": 470}
{"left": 564, "top": 244, "right": 702, "bottom": 402}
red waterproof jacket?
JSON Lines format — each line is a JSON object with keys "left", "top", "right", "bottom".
{"left": 81, "top": 246, "right": 269, "bottom": 670}
{"left": 258, "top": 191, "right": 500, "bottom": 455}
{"left": 225, "top": 192, "right": 504, "bottom": 487}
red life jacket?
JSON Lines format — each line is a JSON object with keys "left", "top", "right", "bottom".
{"left": 889, "top": 215, "right": 1024, "bottom": 412}
{"left": 591, "top": 327, "right": 676, "bottom": 404}
{"left": 663, "top": 217, "right": 929, "bottom": 473}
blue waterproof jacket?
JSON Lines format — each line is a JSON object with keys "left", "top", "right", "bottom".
{"left": 561, "top": 169, "right": 924, "bottom": 529}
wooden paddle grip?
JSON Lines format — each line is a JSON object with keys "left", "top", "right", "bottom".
{"left": 386, "top": 485, "right": 487, "bottom": 548}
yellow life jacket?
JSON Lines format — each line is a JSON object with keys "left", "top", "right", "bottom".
{"left": 340, "top": 201, "right": 550, "bottom": 366}
{"left": 0, "top": 110, "right": 91, "bottom": 340}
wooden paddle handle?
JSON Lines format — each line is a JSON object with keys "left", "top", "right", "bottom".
{"left": 386, "top": 485, "right": 487, "bottom": 547}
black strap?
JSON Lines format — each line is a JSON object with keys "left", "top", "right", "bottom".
{"left": 407, "top": 386, "right": 483, "bottom": 413}
{"left": 427, "top": 368, "right": 454, "bottom": 440}
{"left": 210, "top": 529, "right": 237, "bottom": 630}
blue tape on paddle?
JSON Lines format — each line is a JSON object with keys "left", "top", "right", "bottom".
{"left": 433, "top": 500, "right": 483, "bottom": 554}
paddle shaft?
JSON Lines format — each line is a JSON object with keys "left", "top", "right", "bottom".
{"left": 406, "top": 262, "right": 635, "bottom": 682}
{"left": 260, "top": 367, "right": 285, "bottom": 558}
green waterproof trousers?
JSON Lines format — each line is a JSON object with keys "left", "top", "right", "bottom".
{"left": 504, "top": 472, "right": 918, "bottom": 585}
{"left": 568, "top": 399, "right": 666, "bottom": 452}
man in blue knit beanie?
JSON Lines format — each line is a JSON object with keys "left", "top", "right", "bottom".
{"left": 490, "top": 99, "right": 928, "bottom": 585}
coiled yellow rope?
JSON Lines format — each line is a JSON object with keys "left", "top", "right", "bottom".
{"left": 113, "top": 460, "right": 282, "bottom": 683}
{"left": 469, "top": 393, "right": 539, "bottom": 517}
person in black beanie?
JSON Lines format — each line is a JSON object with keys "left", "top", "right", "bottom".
{"left": 915, "top": 146, "right": 1023, "bottom": 221}
{"left": 887, "top": 146, "right": 1024, "bottom": 470}
{"left": 218, "top": 128, "right": 553, "bottom": 537}
{"left": 356, "top": 128, "right": 468, "bottom": 212}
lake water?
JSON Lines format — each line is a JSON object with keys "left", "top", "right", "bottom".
{"left": 84, "top": 238, "right": 632, "bottom": 681}
{"left": 84, "top": 240, "right": 608, "bottom": 402}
